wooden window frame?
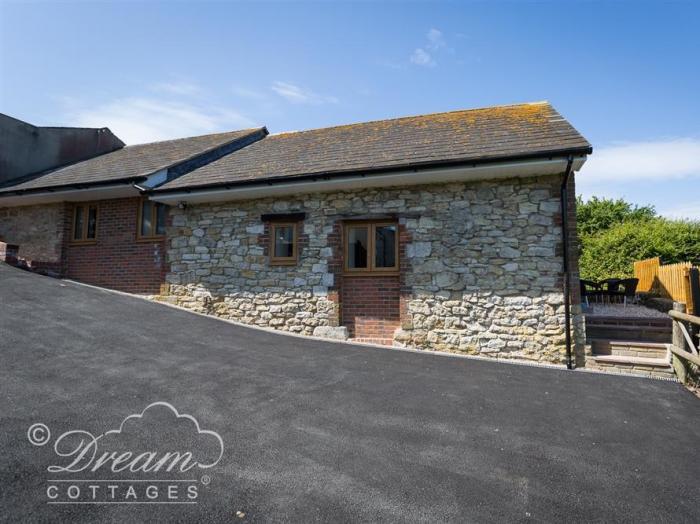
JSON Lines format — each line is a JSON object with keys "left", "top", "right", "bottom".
{"left": 343, "top": 221, "right": 399, "bottom": 275}
{"left": 137, "top": 198, "right": 167, "bottom": 241}
{"left": 70, "top": 203, "right": 99, "bottom": 244}
{"left": 269, "top": 222, "right": 298, "bottom": 266}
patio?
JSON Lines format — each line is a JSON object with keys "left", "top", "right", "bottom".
{"left": 583, "top": 300, "right": 674, "bottom": 378}
{"left": 583, "top": 303, "right": 668, "bottom": 319}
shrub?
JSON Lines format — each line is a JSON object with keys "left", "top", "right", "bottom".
{"left": 576, "top": 196, "right": 656, "bottom": 236}
{"left": 579, "top": 218, "right": 700, "bottom": 281}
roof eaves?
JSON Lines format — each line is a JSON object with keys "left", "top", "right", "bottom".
{"left": 0, "top": 176, "right": 147, "bottom": 197}
{"left": 153, "top": 144, "right": 592, "bottom": 195}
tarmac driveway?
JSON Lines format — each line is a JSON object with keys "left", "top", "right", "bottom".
{"left": 1, "top": 263, "right": 698, "bottom": 523}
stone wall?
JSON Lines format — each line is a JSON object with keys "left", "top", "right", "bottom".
{"left": 0, "top": 203, "right": 66, "bottom": 275}
{"left": 165, "top": 174, "right": 580, "bottom": 364}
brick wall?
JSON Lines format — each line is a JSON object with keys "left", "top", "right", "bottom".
{"left": 64, "top": 198, "right": 167, "bottom": 294}
{"left": 341, "top": 276, "right": 401, "bottom": 344}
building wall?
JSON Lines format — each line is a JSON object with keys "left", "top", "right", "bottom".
{"left": 165, "top": 174, "right": 580, "bottom": 364}
{"left": 64, "top": 198, "right": 167, "bottom": 294}
{"left": 0, "top": 113, "right": 123, "bottom": 186}
{"left": 0, "top": 203, "right": 67, "bottom": 275}
{"left": 0, "top": 198, "right": 168, "bottom": 293}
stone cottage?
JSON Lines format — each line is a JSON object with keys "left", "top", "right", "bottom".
{"left": 0, "top": 102, "right": 591, "bottom": 366}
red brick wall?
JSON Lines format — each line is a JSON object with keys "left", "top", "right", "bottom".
{"left": 63, "top": 198, "right": 167, "bottom": 294}
{"left": 341, "top": 275, "right": 401, "bottom": 344}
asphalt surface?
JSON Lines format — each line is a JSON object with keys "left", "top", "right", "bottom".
{"left": 1, "top": 263, "right": 698, "bottom": 523}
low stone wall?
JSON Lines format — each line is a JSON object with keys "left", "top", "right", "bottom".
{"left": 164, "top": 175, "right": 580, "bottom": 364}
{"left": 0, "top": 203, "right": 66, "bottom": 275}
{"left": 395, "top": 293, "right": 567, "bottom": 362}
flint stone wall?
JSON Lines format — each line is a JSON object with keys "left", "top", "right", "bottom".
{"left": 165, "top": 175, "right": 579, "bottom": 363}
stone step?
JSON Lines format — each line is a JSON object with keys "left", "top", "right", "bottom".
{"left": 584, "top": 353, "right": 675, "bottom": 379}
{"left": 585, "top": 315, "right": 672, "bottom": 344}
{"left": 586, "top": 324, "right": 671, "bottom": 343}
{"left": 590, "top": 339, "right": 670, "bottom": 359}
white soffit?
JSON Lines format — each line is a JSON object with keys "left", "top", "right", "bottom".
{"left": 0, "top": 184, "right": 140, "bottom": 207}
{"left": 152, "top": 156, "right": 587, "bottom": 205}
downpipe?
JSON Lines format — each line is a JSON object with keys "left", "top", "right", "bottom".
{"left": 560, "top": 156, "right": 575, "bottom": 370}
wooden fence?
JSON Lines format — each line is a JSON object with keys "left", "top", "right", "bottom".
{"left": 633, "top": 257, "right": 660, "bottom": 293}
{"left": 634, "top": 257, "right": 697, "bottom": 311}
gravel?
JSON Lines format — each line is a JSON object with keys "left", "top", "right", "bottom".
{"left": 585, "top": 303, "right": 669, "bottom": 318}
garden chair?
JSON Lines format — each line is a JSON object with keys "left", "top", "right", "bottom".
{"left": 619, "top": 278, "right": 639, "bottom": 306}
{"left": 600, "top": 278, "right": 622, "bottom": 304}
{"left": 607, "top": 278, "right": 639, "bottom": 306}
{"left": 580, "top": 279, "right": 602, "bottom": 306}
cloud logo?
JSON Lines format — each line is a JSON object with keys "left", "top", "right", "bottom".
{"left": 46, "top": 402, "right": 224, "bottom": 474}
{"left": 103, "top": 402, "right": 224, "bottom": 468}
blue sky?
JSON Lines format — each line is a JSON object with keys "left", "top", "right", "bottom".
{"left": 1, "top": 1, "right": 699, "bottom": 218}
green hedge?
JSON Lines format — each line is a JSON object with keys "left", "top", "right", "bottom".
{"left": 576, "top": 197, "right": 700, "bottom": 281}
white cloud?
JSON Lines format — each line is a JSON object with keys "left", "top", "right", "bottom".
{"left": 270, "top": 81, "right": 338, "bottom": 105}
{"left": 410, "top": 48, "right": 435, "bottom": 67}
{"left": 426, "top": 28, "right": 446, "bottom": 50}
{"left": 69, "top": 97, "right": 257, "bottom": 145}
{"left": 577, "top": 138, "right": 700, "bottom": 220}
{"left": 581, "top": 138, "right": 700, "bottom": 183}
{"left": 410, "top": 28, "right": 451, "bottom": 66}
{"left": 659, "top": 202, "right": 700, "bottom": 220}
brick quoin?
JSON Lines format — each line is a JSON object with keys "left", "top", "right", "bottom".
{"left": 63, "top": 198, "right": 167, "bottom": 294}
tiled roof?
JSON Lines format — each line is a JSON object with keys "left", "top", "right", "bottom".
{"left": 157, "top": 102, "right": 591, "bottom": 192}
{"left": 0, "top": 128, "right": 265, "bottom": 194}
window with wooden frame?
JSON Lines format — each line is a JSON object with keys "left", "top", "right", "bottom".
{"left": 269, "top": 222, "right": 298, "bottom": 265}
{"left": 344, "top": 221, "right": 398, "bottom": 274}
{"left": 71, "top": 203, "right": 98, "bottom": 243}
{"left": 138, "top": 199, "right": 168, "bottom": 240}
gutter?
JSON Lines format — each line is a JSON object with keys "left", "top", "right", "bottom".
{"left": 560, "top": 155, "right": 575, "bottom": 370}
{"left": 0, "top": 177, "right": 145, "bottom": 198}
{"left": 0, "top": 181, "right": 143, "bottom": 207}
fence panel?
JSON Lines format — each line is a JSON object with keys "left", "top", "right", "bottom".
{"left": 634, "top": 257, "right": 660, "bottom": 292}
{"left": 655, "top": 262, "right": 693, "bottom": 304}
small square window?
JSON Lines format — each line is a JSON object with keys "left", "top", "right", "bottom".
{"left": 344, "top": 222, "right": 398, "bottom": 273}
{"left": 270, "top": 223, "right": 298, "bottom": 265}
{"left": 138, "top": 199, "right": 168, "bottom": 239}
{"left": 72, "top": 204, "right": 98, "bottom": 243}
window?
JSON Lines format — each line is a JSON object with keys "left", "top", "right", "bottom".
{"left": 72, "top": 204, "right": 98, "bottom": 243}
{"left": 138, "top": 199, "right": 168, "bottom": 239}
{"left": 344, "top": 222, "right": 398, "bottom": 273}
{"left": 270, "top": 223, "right": 298, "bottom": 265}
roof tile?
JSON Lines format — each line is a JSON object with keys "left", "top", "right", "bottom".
{"left": 158, "top": 102, "right": 591, "bottom": 192}
{"left": 0, "top": 128, "right": 264, "bottom": 194}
